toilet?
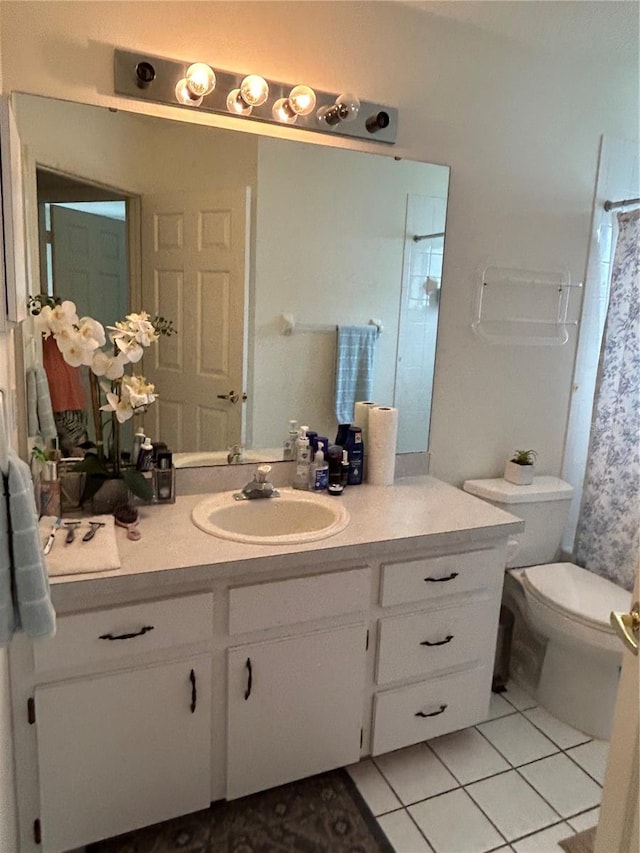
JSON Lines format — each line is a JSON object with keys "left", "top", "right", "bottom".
{"left": 463, "top": 475, "right": 631, "bottom": 740}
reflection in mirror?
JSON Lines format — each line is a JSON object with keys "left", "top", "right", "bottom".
{"left": 16, "top": 93, "right": 449, "bottom": 466}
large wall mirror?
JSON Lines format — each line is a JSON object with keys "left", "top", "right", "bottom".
{"left": 15, "top": 93, "right": 449, "bottom": 467}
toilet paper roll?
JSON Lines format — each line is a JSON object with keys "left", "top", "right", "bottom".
{"left": 353, "top": 401, "right": 377, "bottom": 452}
{"left": 367, "top": 406, "right": 398, "bottom": 485}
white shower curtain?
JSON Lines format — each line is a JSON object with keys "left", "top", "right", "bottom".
{"left": 574, "top": 208, "right": 640, "bottom": 591}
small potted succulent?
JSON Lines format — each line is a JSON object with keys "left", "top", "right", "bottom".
{"left": 504, "top": 449, "right": 537, "bottom": 486}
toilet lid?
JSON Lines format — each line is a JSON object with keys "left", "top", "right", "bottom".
{"left": 522, "top": 563, "right": 631, "bottom": 631}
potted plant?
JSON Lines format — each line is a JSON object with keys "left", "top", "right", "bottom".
{"left": 504, "top": 449, "right": 537, "bottom": 486}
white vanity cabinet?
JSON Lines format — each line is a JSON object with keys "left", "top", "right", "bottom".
{"left": 225, "top": 568, "right": 370, "bottom": 799}
{"left": 25, "top": 593, "right": 214, "bottom": 852}
{"left": 371, "top": 545, "right": 506, "bottom": 755}
{"left": 227, "top": 625, "right": 367, "bottom": 799}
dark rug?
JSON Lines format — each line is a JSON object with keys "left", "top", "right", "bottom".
{"left": 88, "top": 768, "right": 394, "bottom": 852}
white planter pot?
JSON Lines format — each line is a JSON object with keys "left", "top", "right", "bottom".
{"left": 504, "top": 460, "right": 534, "bottom": 485}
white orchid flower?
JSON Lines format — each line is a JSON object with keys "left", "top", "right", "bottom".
{"left": 100, "top": 391, "right": 134, "bottom": 424}
{"left": 122, "top": 374, "right": 156, "bottom": 408}
{"left": 77, "top": 316, "right": 106, "bottom": 349}
{"left": 34, "top": 305, "right": 54, "bottom": 338}
{"left": 48, "top": 300, "right": 79, "bottom": 333}
{"left": 91, "top": 350, "right": 127, "bottom": 380}
{"left": 113, "top": 335, "right": 144, "bottom": 363}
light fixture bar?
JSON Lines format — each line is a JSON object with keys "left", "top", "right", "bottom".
{"left": 113, "top": 49, "right": 397, "bottom": 144}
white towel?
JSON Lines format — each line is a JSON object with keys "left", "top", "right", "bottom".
{"left": 334, "top": 325, "right": 377, "bottom": 424}
{"left": 0, "top": 451, "right": 56, "bottom": 644}
{"left": 39, "top": 515, "right": 121, "bottom": 576}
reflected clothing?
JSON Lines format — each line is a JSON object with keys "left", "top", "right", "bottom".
{"left": 42, "top": 336, "right": 87, "bottom": 412}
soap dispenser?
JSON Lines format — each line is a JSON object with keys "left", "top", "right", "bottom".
{"left": 283, "top": 419, "right": 298, "bottom": 460}
{"left": 310, "top": 441, "right": 329, "bottom": 491}
{"left": 292, "top": 429, "right": 311, "bottom": 490}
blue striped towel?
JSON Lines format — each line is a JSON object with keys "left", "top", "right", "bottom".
{"left": 26, "top": 366, "right": 57, "bottom": 441}
{"left": 334, "top": 325, "right": 378, "bottom": 424}
{"left": 0, "top": 451, "right": 56, "bottom": 645}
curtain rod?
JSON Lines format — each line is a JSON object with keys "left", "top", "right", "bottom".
{"left": 603, "top": 196, "right": 640, "bottom": 212}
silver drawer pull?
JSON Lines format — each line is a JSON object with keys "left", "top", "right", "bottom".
{"left": 424, "top": 572, "right": 459, "bottom": 583}
{"left": 415, "top": 703, "right": 448, "bottom": 718}
{"left": 420, "top": 634, "right": 454, "bottom": 647}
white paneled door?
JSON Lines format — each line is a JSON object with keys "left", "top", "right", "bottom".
{"left": 141, "top": 188, "right": 250, "bottom": 453}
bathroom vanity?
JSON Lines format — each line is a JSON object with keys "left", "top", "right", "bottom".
{"left": 8, "top": 476, "right": 523, "bottom": 852}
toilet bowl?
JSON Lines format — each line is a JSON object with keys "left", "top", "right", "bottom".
{"left": 463, "top": 476, "right": 631, "bottom": 740}
{"left": 515, "top": 562, "right": 629, "bottom": 738}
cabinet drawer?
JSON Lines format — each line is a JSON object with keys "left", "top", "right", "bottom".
{"left": 376, "top": 597, "right": 498, "bottom": 684}
{"left": 371, "top": 666, "right": 491, "bottom": 755}
{"left": 34, "top": 593, "right": 214, "bottom": 675}
{"left": 380, "top": 547, "right": 504, "bottom": 607}
{"left": 229, "top": 568, "right": 370, "bottom": 634}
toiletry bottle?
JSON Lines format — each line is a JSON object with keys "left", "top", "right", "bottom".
{"left": 310, "top": 441, "right": 329, "bottom": 491}
{"left": 345, "top": 426, "right": 364, "bottom": 485}
{"left": 327, "top": 445, "right": 345, "bottom": 495}
{"left": 40, "top": 460, "right": 61, "bottom": 517}
{"left": 283, "top": 419, "right": 298, "bottom": 460}
{"left": 335, "top": 424, "right": 351, "bottom": 447}
{"left": 154, "top": 451, "right": 175, "bottom": 503}
{"left": 341, "top": 448, "right": 350, "bottom": 488}
{"left": 306, "top": 430, "right": 318, "bottom": 461}
{"left": 293, "top": 430, "right": 311, "bottom": 490}
{"left": 131, "top": 431, "right": 145, "bottom": 466}
{"left": 136, "top": 438, "right": 154, "bottom": 472}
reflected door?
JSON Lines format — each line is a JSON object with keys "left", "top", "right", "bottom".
{"left": 141, "top": 188, "right": 249, "bottom": 454}
{"left": 50, "top": 205, "right": 128, "bottom": 329}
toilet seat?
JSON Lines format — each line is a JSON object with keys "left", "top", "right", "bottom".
{"left": 521, "top": 562, "right": 630, "bottom": 634}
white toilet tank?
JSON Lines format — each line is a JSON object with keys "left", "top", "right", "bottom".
{"left": 462, "top": 476, "right": 574, "bottom": 568}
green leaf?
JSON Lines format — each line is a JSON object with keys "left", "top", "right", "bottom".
{"left": 81, "top": 473, "right": 109, "bottom": 503}
{"left": 72, "top": 455, "right": 111, "bottom": 477}
{"left": 122, "top": 468, "right": 153, "bottom": 501}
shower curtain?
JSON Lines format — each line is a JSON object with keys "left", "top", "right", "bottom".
{"left": 574, "top": 208, "right": 639, "bottom": 591}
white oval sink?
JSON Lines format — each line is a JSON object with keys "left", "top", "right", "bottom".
{"left": 191, "top": 489, "right": 350, "bottom": 545}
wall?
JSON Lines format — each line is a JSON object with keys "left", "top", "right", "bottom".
{"left": 0, "top": 1, "right": 638, "bottom": 484}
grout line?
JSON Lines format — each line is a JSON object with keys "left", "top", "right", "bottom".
{"left": 562, "top": 748, "right": 605, "bottom": 788}
{"left": 521, "top": 708, "right": 593, "bottom": 750}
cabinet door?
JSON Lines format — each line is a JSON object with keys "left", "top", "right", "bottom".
{"left": 35, "top": 657, "right": 212, "bottom": 852}
{"left": 227, "top": 625, "right": 367, "bottom": 799}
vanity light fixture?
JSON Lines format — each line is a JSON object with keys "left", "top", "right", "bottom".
{"left": 114, "top": 48, "right": 398, "bottom": 144}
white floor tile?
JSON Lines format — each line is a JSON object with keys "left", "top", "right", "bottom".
{"left": 568, "top": 806, "right": 600, "bottom": 833}
{"left": 375, "top": 743, "right": 459, "bottom": 806}
{"left": 477, "top": 713, "right": 558, "bottom": 767}
{"left": 523, "top": 707, "right": 592, "bottom": 749}
{"left": 466, "top": 770, "right": 560, "bottom": 841}
{"left": 377, "top": 809, "right": 435, "bottom": 853}
{"left": 483, "top": 692, "right": 518, "bottom": 721}
{"left": 566, "top": 740, "right": 609, "bottom": 785}
{"left": 519, "top": 754, "right": 602, "bottom": 818}
{"left": 501, "top": 682, "right": 537, "bottom": 711}
{"left": 429, "top": 727, "right": 510, "bottom": 784}
{"left": 409, "top": 788, "right": 505, "bottom": 853}
{"left": 346, "top": 759, "right": 402, "bottom": 816}
{"left": 511, "top": 821, "right": 573, "bottom": 852}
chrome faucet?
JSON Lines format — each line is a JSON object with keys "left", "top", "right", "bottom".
{"left": 235, "top": 464, "right": 280, "bottom": 500}
{"left": 227, "top": 444, "right": 244, "bottom": 464}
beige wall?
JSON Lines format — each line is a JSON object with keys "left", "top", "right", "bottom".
{"left": 1, "top": 1, "right": 638, "bottom": 483}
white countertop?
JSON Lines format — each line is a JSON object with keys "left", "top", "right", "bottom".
{"left": 49, "top": 477, "right": 523, "bottom": 606}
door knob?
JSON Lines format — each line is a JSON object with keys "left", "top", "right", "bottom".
{"left": 216, "top": 390, "right": 248, "bottom": 404}
{"left": 610, "top": 601, "right": 639, "bottom": 656}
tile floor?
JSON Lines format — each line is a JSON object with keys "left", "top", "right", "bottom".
{"left": 347, "top": 681, "right": 608, "bottom": 853}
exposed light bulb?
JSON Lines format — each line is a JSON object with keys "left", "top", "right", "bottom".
{"left": 185, "top": 63, "right": 216, "bottom": 97}
{"left": 335, "top": 92, "right": 360, "bottom": 123}
{"left": 272, "top": 97, "right": 298, "bottom": 124}
{"left": 226, "top": 88, "right": 253, "bottom": 116}
{"left": 316, "top": 104, "right": 340, "bottom": 127}
{"left": 288, "top": 85, "right": 316, "bottom": 116}
{"left": 240, "top": 75, "right": 269, "bottom": 107}
{"left": 175, "top": 78, "right": 203, "bottom": 107}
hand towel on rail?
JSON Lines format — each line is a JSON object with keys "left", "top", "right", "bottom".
{"left": 334, "top": 325, "right": 377, "bottom": 424}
